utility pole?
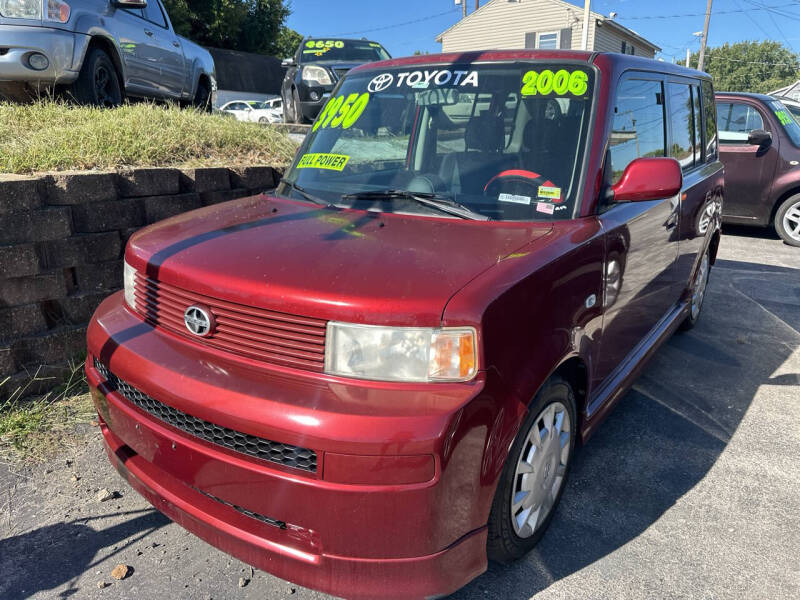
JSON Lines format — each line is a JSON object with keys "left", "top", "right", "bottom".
{"left": 686, "top": 48, "right": 691, "bottom": 67}
{"left": 581, "top": 0, "right": 591, "bottom": 51}
{"left": 460, "top": 0, "right": 467, "bottom": 19}
{"left": 475, "top": 0, "right": 480, "bottom": 11}
{"left": 697, "top": 0, "right": 712, "bottom": 71}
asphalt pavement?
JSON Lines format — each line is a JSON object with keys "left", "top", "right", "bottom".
{"left": 1, "top": 226, "right": 798, "bottom": 600}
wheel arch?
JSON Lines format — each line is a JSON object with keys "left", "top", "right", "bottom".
{"left": 84, "top": 36, "right": 125, "bottom": 94}
{"left": 769, "top": 186, "right": 800, "bottom": 228}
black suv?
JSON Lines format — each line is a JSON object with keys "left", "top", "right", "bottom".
{"left": 281, "top": 38, "right": 391, "bottom": 123}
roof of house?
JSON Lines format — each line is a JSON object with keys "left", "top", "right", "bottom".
{"left": 435, "top": 0, "right": 660, "bottom": 52}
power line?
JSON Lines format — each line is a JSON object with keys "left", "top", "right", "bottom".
{"left": 620, "top": 2, "right": 800, "bottom": 20}
{"left": 328, "top": 8, "right": 459, "bottom": 37}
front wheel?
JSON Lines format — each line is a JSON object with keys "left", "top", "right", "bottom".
{"left": 70, "top": 48, "right": 122, "bottom": 107}
{"left": 775, "top": 194, "right": 800, "bottom": 247}
{"left": 192, "top": 79, "right": 211, "bottom": 112}
{"left": 487, "top": 376, "right": 576, "bottom": 563}
{"left": 292, "top": 87, "right": 308, "bottom": 124}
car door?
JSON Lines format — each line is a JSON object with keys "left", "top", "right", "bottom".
{"left": 105, "top": 6, "right": 151, "bottom": 94}
{"left": 138, "top": 0, "right": 186, "bottom": 97}
{"left": 717, "top": 98, "right": 779, "bottom": 222}
{"left": 672, "top": 79, "right": 723, "bottom": 288}
{"left": 594, "top": 74, "right": 681, "bottom": 389}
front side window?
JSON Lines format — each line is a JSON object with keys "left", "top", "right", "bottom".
{"left": 143, "top": 0, "right": 167, "bottom": 28}
{"left": 667, "top": 82, "right": 694, "bottom": 171}
{"left": 716, "top": 101, "right": 764, "bottom": 144}
{"left": 299, "top": 39, "right": 391, "bottom": 64}
{"left": 608, "top": 78, "right": 665, "bottom": 183}
{"left": 768, "top": 99, "right": 800, "bottom": 147}
{"left": 278, "top": 62, "right": 596, "bottom": 221}
{"left": 537, "top": 32, "right": 559, "bottom": 50}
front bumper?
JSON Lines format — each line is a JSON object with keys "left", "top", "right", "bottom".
{"left": 0, "top": 25, "right": 80, "bottom": 85}
{"left": 296, "top": 81, "right": 332, "bottom": 119}
{"left": 86, "top": 292, "right": 492, "bottom": 599}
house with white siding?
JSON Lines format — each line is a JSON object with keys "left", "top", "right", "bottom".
{"left": 436, "top": 0, "right": 660, "bottom": 58}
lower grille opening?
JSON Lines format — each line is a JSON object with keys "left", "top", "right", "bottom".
{"left": 193, "top": 487, "right": 287, "bottom": 529}
{"left": 93, "top": 358, "right": 318, "bottom": 473}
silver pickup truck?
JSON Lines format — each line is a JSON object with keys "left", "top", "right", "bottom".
{"left": 0, "top": 0, "right": 216, "bottom": 107}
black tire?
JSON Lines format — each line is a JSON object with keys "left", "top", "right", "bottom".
{"left": 292, "top": 87, "right": 308, "bottom": 124}
{"left": 258, "top": 117, "right": 269, "bottom": 125}
{"left": 487, "top": 376, "right": 577, "bottom": 563}
{"left": 679, "top": 246, "right": 710, "bottom": 332}
{"left": 281, "top": 89, "right": 293, "bottom": 123}
{"left": 70, "top": 48, "right": 122, "bottom": 107}
{"left": 774, "top": 194, "right": 800, "bottom": 247}
{"left": 192, "top": 79, "right": 211, "bottom": 112}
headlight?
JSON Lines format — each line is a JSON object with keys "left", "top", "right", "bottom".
{"left": 325, "top": 322, "right": 477, "bottom": 382}
{"left": 123, "top": 260, "right": 137, "bottom": 311}
{"left": 302, "top": 65, "right": 332, "bottom": 86}
{"left": 0, "top": 0, "right": 42, "bottom": 19}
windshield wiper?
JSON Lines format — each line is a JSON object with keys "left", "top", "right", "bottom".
{"left": 279, "top": 178, "right": 332, "bottom": 208}
{"left": 341, "top": 189, "right": 489, "bottom": 221}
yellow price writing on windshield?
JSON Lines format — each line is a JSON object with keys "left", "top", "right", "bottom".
{"left": 312, "top": 92, "right": 370, "bottom": 132}
{"left": 305, "top": 40, "right": 345, "bottom": 49}
{"left": 521, "top": 69, "right": 588, "bottom": 97}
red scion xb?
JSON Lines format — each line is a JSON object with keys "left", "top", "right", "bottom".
{"left": 86, "top": 51, "right": 723, "bottom": 599}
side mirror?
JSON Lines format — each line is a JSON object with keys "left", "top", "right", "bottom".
{"left": 281, "top": 58, "right": 296, "bottom": 67}
{"left": 610, "top": 157, "right": 682, "bottom": 203}
{"left": 747, "top": 129, "right": 772, "bottom": 148}
{"left": 113, "top": 0, "right": 147, "bottom": 7}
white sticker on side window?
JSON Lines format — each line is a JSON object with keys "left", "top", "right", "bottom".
{"left": 536, "top": 202, "right": 555, "bottom": 215}
{"left": 498, "top": 193, "right": 531, "bottom": 205}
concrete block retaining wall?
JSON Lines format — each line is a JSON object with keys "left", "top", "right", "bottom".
{"left": 0, "top": 166, "right": 280, "bottom": 398}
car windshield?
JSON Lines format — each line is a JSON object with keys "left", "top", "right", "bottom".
{"left": 247, "top": 101, "right": 270, "bottom": 109}
{"left": 299, "top": 40, "right": 391, "bottom": 63}
{"left": 769, "top": 99, "right": 800, "bottom": 147}
{"left": 278, "top": 62, "right": 596, "bottom": 221}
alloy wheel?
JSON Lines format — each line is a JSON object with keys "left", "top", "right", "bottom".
{"left": 783, "top": 199, "right": 800, "bottom": 243}
{"left": 691, "top": 252, "right": 709, "bottom": 320}
{"left": 510, "top": 401, "right": 572, "bottom": 538}
{"left": 93, "top": 65, "right": 117, "bottom": 107}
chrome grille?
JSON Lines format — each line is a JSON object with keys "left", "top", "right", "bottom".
{"left": 94, "top": 359, "right": 317, "bottom": 472}
{"left": 133, "top": 272, "right": 327, "bottom": 372}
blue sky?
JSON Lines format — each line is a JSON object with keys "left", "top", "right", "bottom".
{"left": 285, "top": 0, "right": 800, "bottom": 61}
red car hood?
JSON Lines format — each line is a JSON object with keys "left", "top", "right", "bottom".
{"left": 126, "top": 195, "right": 552, "bottom": 326}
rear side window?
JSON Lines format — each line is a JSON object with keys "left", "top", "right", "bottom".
{"left": 701, "top": 80, "right": 717, "bottom": 160}
{"left": 667, "top": 82, "right": 694, "bottom": 171}
{"left": 609, "top": 78, "right": 666, "bottom": 183}
{"left": 691, "top": 84, "right": 703, "bottom": 165}
{"left": 716, "top": 102, "right": 764, "bottom": 144}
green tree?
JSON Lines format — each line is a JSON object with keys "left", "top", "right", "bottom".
{"left": 162, "top": 0, "right": 303, "bottom": 57}
{"left": 686, "top": 41, "right": 800, "bottom": 93}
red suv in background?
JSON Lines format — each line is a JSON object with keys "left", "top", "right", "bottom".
{"left": 87, "top": 51, "right": 723, "bottom": 599}
{"left": 717, "top": 92, "right": 800, "bottom": 246}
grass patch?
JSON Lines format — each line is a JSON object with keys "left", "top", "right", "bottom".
{"left": 0, "top": 100, "right": 299, "bottom": 174}
{"left": 0, "top": 362, "right": 95, "bottom": 462}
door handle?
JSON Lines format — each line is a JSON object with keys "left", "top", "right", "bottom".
{"left": 144, "top": 29, "right": 153, "bottom": 36}
{"left": 172, "top": 41, "right": 180, "bottom": 48}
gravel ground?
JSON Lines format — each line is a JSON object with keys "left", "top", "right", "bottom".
{"left": 1, "top": 225, "right": 798, "bottom": 600}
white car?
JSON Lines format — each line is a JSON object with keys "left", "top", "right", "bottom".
{"left": 220, "top": 99, "right": 283, "bottom": 124}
